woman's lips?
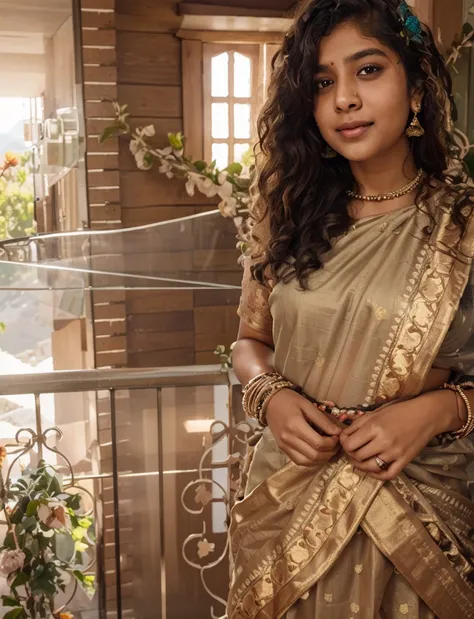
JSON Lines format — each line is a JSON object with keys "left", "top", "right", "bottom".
{"left": 338, "top": 123, "right": 374, "bottom": 139}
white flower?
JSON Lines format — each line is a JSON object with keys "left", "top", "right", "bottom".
{"left": 217, "top": 180, "right": 233, "bottom": 199}
{"left": 173, "top": 148, "right": 184, "bottom": 157}
{"left": 218, "top": 197, "right": 237, "bottom": 218}
{"left": 218, "top": 171, "right": 228, "bottom": 185}
{"left": 157, "top": 146, "right": 173, "bottom": 157}
{"left": 197, "top": 178, "right": 219, "bottom": 198}
{"left": 135, "top": 150, "right": 152, "bottom": 171}
{"left": 129, "top": 139, "right": 141, "bottom": 155}
{"left": 142, "top": 124, "right": 155, "bottom": 137}
{"left": 0, "top": 549, "right": 25, "bottom": 576}
{"left": 37, "top": 501, "right": 70, "bottom": 530}
{"left": 158, "top": 161, "right": 174, "bottom": 178}
{"left": 185, "top": 179, "right": 195, "bottom": 196}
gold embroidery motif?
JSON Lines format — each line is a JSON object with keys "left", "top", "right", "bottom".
{"left": 324, "top": 593, "right": 333, "bottom": 602}
{"left": 350, "top": 602, "right": 360, "bottom": 613}
{"left": 367, "top": 299, "right": 387, "bottom": 321}
{"left": 354, "top": 564, "right": 363, "bottom": 574}
{"left": 399, "top": 603, "right": 409, "bottom": 615}
{"left": 315, "top": 352, "right": 325, "bottom": 367}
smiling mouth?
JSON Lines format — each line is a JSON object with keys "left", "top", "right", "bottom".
{"left": 337, "top": 122, "right": 374, "bottom": 139}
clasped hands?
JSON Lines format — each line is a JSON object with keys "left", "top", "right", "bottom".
{"left": 265, "top": 388, "right": 452, "bottom": 481}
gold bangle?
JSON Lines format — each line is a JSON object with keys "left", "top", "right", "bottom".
{"left": 443, "top": 384, "right": 474, "bottom": 440}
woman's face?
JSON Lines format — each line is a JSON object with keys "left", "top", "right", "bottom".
{"left": 313, "top": 20, "right": 415, "bottom": 163}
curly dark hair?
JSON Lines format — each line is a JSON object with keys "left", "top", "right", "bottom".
{"left": 251, "top": 0, "right": 473, "bottom": 289}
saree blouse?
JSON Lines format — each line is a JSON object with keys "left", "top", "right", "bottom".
{"left": 238, "top": 202, "right": 474, "bottom": 407}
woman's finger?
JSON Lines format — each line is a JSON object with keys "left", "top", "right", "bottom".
{"left": 349, "top": 440, "right": 382, "bottom": 463}
{"left": 340, "top": 423, "right": 374, "bottom": 452}
{"left": 302, "top": 401, "right": 342, "bottom": 436}
{"left": 283, "top": 446, "right": 319, "bottom": 468}
{"left": 367, "top": 457, "right": 403, "bottom": 481}
{"left": 298, "top": 420, "right": 340, "bottom": 452}
{"left": 340, "top": 411, "right": 372, "bottom": 436}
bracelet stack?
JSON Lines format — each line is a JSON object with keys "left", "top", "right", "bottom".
{"left": 242, "top": 372, "right": 295, "bottom": 426}
{"left": 442, "top": 382, "right": 474, "bottom": 441}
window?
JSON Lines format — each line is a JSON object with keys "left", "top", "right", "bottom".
{"left": 203, "top": 43, "right": 280, "bottom": 169}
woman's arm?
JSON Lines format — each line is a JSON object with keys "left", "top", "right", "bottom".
{"left": 232, "top": 321, "right": 275, "bottom": 387}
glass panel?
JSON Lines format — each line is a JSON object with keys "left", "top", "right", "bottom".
{"left": 211, "top": 102, "right": 229, "bottom": 139}
{"left": 234, "top": 104, "right": 250, "bottom": 139}
{"left": 211, "top": 52, "right": 229, "bottom": 97}
{"left": 233, "top": 52, "right": 251, "bottom": 98}
{"left": 212, "top": 143, "right": 229, "bottom": 170}
{"left": 234, "top": 143, "right": 250, "bottom": 163}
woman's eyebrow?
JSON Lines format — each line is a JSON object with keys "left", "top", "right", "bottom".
{"left": 315, "top": 48, "right": 389, "bottom": 73}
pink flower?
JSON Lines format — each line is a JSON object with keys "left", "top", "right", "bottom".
{"left": 0, "top": 549, "right": 25, "bottom": 576}
{"left": 37, "top": 502, "right": 69, "bottom": 529}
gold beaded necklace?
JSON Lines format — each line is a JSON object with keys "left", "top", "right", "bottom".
{"left": 347, "top": 169, "right": 423, "bottom": 202}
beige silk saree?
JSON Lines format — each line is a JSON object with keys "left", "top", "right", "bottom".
{"left": 229, "top": 189, "right": 474, "bottom": 619}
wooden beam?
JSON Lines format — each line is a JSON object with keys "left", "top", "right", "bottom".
{"left": 178, "top": 3, "right": 287, "bottom": 18}
{"left": 176, "top": 29, "right": 285, "bottom": 43}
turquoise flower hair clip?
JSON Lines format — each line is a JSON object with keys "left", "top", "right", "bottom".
{"left": 398, "top": 1, "right": 424, "bottom": 44}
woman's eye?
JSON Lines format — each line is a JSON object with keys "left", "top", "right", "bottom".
{"left": 316, "top": 79, "right": 333, "bottom": 90}
{"left": 358, "top": 65, "right": 382, "bottom": 76}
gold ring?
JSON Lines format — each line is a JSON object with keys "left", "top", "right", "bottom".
{"left": 375, "top": 456, "right": 390, "bottom": 471}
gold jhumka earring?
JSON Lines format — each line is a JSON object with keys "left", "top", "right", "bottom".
{"left": 406, "top": 101, "right": 425, "bottom": 137}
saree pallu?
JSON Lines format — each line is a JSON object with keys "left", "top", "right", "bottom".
{"left": 229, "top": 192, "right": 474, "bottom": 619}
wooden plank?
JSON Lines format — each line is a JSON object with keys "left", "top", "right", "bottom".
{"left": 87, "top": 118, "right": 117, "bottom": 137}
{"left": 90, "top": 221, "right": 122, "bottom": 230}
{"left": 176, "top": 29, "right": 285, "bottom": 43}
{"left": 184, "top": 0, "right": 293, "bottom": 9}
{"left": 193, "top": 289, "right": 240, "bottom": 307}
{"left": 89, "top": 204, "right": 121, "bottom": 220}
{"left": 96, "top": 350, "right": 128, "bottom": 367}
{"left": 95, "top": 335, "right": 127, "bottom": 352}
{"left": 94, "top": 303, "right": 127, "bottom": 320}
{"left": 82, "top": 0, "right": 115, "bottom": 8}
{"left": 117, "top": 32, "right": 181, "bottom": 86}
{"left": 128, "top": 348, "right": 194, "bottom": 367}
{"left": 194, "top": 248, "right": 240, "bottom": 270}
{"left": 88, "top": 187, "right": 120, "bottom": 203}
{"left": 182, "top": 40, "right": 204, "bottom": 160}
{"left": 82, "top": 47, "right": 117, "bottom": 65}
{"left": 81, "top": 28, "right": 117, "bottom": 47}
{"left": 84, "top": 83, "right": 118, "bottom": 100}
{"left": 127, "top": 330, "right": 194, "bottom": 352}
{"left": 118, "top": 84, "right": 182, "bottom": 118}
{"left": 86, "top": 100, "right": 117, "bottom": 117}
{"left": 121, "top": 205, "right": 196, "bottom": 226}
{"left": 93, "top": 290, "right": 126, "bottom": 303}
{"left": 178, "top": 3, "right": 287, "bottom": 17}
{"left": 116, "top": 0, "right": 183, "bottom": 33}
{"left": 118, "top": 117, "right": 183, "bottom": 171}
{"left": 81, "top": 10, "right": 116, "bottom": 29}
{"left": 87, "top": 153, "right": 119, "bottom": 170}
{"left": 126, "top": 290, "right": 194, "bottom": 314}
{"left": 88, "top": 170, "right": 120, "bottom": 187}
{"left": 94, "top": 319, "right": 127, "bottom": 336}
{"left": 83, "top": 65, "right": 117, "bottom": 83}
{"left": 121, "top": 170, "right": 217, "bottom": 207}
{"left": 194, "top": 305, "right": 240, "bottom": 350}
{"left": 128, "top": 310, "right": 193, "bottom": 333}
{"left": 196, "top": 350, "right": 220, "bottom": 364}
{"left": 87, "top": 136, "right": 119, "bottom": 154}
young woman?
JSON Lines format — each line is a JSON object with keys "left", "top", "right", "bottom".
{"left": 227, "top": 1, "right": 474, "bottom": 618}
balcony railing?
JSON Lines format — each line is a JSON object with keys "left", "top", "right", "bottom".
{"left": 0, "top": 365, "right": 250, "bottom": 619}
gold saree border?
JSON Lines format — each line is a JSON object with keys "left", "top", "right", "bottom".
{"left": 228, "top": 459, "right": 382, "bottom": 619}
{"left": 362, "top": 480, "right": 474, "bottom": 618}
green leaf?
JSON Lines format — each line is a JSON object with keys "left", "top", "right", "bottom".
{"left": 31, "top": 577, "right": 56, "bottom": 597}
{"left": 26, "top": 500, "right": 40, "bottom": 518}
{"left": 78, "top": 517, "right": 92, "bottom": 529}
{"left": 66, "top": 493, "right": 81, "bottom": 511}
{"left": 167, "top": 132, "right": 183, "bottom": 150}
{"left": 226, "top": 162, "right": 243, "bottom": 176}
{"left": 3, "top": 532, "right": 16, "bottom": 550}
{"left": 22, "top": 516, "right": 37, "bottom": 532}
{"left": 11, "top": 571, "right": 29, "bottom": 589}
{"left": 3, "top": 608, "right": 24, "bottom": 619}
{"left": 2, "top": 596, "right": 21, "bottom": 607}
{"left": 99, "top": 125, "right": 123, "bottom": 144}
{"left": 193, "top": 160, "right": 207, "bottom": 172}
{"left": 74, "top": 570, "right": 85, "bottom": 583}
